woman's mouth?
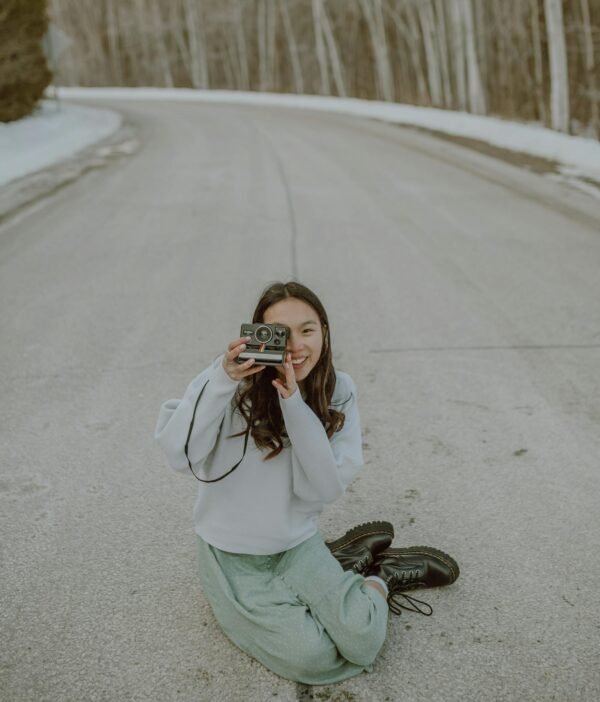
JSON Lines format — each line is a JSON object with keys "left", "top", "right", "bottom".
{"left": 291, "top": 356, "right": 308, "bottom": 370}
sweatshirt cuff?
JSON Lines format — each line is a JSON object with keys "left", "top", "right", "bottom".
{"left": 210, "top": 355, "right": 241, "bottom": 390}
{"left": 279, "top": 386, "right": 304, "bottom": 406}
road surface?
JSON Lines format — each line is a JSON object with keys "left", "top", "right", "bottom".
{"left": 1, "top": 99, "right": 599, "bottom": 702}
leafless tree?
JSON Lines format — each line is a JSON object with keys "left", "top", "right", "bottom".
{"left": 545, "top": 0, "right": 570, "bottom": 131}
{"left": 319, "top": 0, "right": 346, "bottom": 97}
{"left": 579, "top": 0, "right": 598, "bottom": 135}
{"left": 460, "top": 0, "right": 486, "bottom": 114}
{"left": 49, "top": 0, "right": 600, "bottom": 136}
{"left": 415, "top": 0, "right": 442, "bottom": 107}
{"left": 359, "top": 0, "right": 394, "bottom": 101}
{"left": 184, "top": 0, "right": 209, "bottom": 88}
{"left": 433, "top": 0, "right": 453, "bottom": 109}
{"left": 279, "top": 0, "right": 304, "bottom": 94}
{"left": 529, "top": 0, "right": 546, "bottom": 123}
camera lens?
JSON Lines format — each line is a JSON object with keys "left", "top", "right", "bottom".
{"left": 255, "top": 325, "right": 273, "bottom": 343}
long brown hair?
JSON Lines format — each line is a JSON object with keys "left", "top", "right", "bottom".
{"left": 228, "top": 281, "right": 345, "bottom": 460}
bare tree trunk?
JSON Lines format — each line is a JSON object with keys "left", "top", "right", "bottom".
{"left": 312, "top": 0, "right": 330, "bottom": 95}
{"left": 221, "top": 29, "right": 236, "bottom": 88}
{"left": 184, "top": 0, "right": 209, "bottom": 89}
{"left": 545, "top": 0, "right": 570, "bottom": 131}
{"left": 579, "top": 0, "right": 598, "bottom": 136}
{"left": 229, "top": 32, "right": 244, "bottom": 90}
{"left": 416, "top": 0, "right": 442, "bottom": 106}
{"left": 170, "top": 0, "right": 191, "bottom": 86}
{"left": 65, "top": 0, "right": 107, "bottom": 84}
{"left": 105, "top": 0, "right": 122, "bottom": 85}
{"left": 255, "top": 0, "right": 276, "bottom": 90}
{"left": 320, "top": 0, "right": 346, "bottom": 97}
{"left": 450, "top": 0, "right": 467, "bottom": 110}
{"left": 224, "top": 0, "right": 247, "bottom": 90}
{"left": 490, "top": 0, "right": 510, "bottom": 115}
{"left": 460, "top": 0, "right": 485, "bottom": 114}
{"left": 133, "top": 0, "right": 153, "bottom": 85}
{"left": 403, "top": 2, "right": 429, "bottom": 103}
{"left": 373, "top": 0, "right": 394, "bottom": 101}
{"left": 529, "top": 0, "right": 546, "bottom": 123}
{"left": 150, "top": 0, "right": 173, "bottom": 87}
{"left": 51, "top": 0, "right": 78, "bottom": 84}
{"left": 434, "top": 0, "right": 453, "bottom": 108}
{"left": 266, "top": 0, "right": 278, "bottom": 90}
{"left": 359, "top": 0, "right": 392, "bottom": 101}
{"left": 383, "top": 4, "right": 424, "bottom": 103}
{"left": 119, "top": 5, "right": 141, "bottom": 85}
{"left": 510, "top": 0, "right": 533, "bottom": 119}
{"left": 50, "top": 0, "right": 66, "bottom": 82}
{"left": 95, "top": 2, "right": 110, "bottom": 83}
{"left": 257, "top": 0, "right": 268, "bottom": 90}
{"left": 279, "top": 0, "right": 303, "bottom": 93}
{"left": 347, "top": 2, "right": 370, "bottom": 97}
{"left": 223, "top": 12, "right": 242, "bottom": 90}
{"left": 472, "top": 0, "right": 487, "bottom": 94}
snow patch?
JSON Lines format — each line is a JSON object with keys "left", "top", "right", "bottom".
{"left": 1, "top": 88, "right": 599, "bottom": 188}
{"left": 0, "top": 101, "right": 121, "bottom": 187}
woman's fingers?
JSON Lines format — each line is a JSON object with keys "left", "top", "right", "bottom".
{"left": 280, "top": 352, "right": 297, "bottom": 394}
{"left": 224, "top": 340, "right": 251, "bottom": 369}
{"left": 226, "top": 337, "right": 251, "bottom": 364}
{"left": 241, "top": 358, "right": 266, "bottom": 373}
{"left": 222, "top": 336, "right": 272, "bottom": 380}
{"left": 231, "top": 359, "right": 265, "bottom": 380}
{"left": 223, "top": 337, "right": 250, "bottom": 380}
{"left": 228, "top": 335, "right": 251, "bottom": 352}
{"left": 223, "top": 346, "right": 266, "bottom": 380}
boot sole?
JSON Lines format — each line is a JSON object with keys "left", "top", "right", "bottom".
{"left": 326, "top": 520, "right": 394, "bottom": 552}
{"left": 379, "top": 546, "right": 460, "bottom": 583}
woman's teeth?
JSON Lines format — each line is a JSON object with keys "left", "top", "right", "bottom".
{"left": 291, "top": 357, "right": 307, "bottom": 367}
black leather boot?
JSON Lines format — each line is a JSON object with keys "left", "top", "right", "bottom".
{"left": 366, "top": 546, "right": 460, "bottom": 616}
{"left": 326, "top": 521, "right": 394, "bottom": 575}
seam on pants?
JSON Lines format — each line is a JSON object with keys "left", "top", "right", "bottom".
{"left": 276, "top": 570, "right": 341, "bottom": 611}
{"left": 276, "top": 571, "right": 309, "bottom": 607}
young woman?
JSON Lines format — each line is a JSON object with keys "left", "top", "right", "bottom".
{"left": 154, "top": 281, "right": 459, "bottom": 685}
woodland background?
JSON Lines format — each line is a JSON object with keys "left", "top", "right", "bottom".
{"left": 0, "top": 0, "right": 596, "bottom": 135}
{"left": 48, "top": 0, "right": 600, "bottom": 137}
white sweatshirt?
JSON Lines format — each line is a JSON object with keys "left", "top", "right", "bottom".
{"left": 154, "top": 354, "right": 364, "bottom": 554}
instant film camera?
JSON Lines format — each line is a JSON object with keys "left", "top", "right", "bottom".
{"left": 237, "top": 323, "right": 290, "bottom": 366}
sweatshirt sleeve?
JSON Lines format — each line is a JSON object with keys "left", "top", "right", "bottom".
{"left": 279, "top": 374, "right": 364, "bottom": 504}
{"left": 154, "top": 354, "right": 240, "bottom": 474}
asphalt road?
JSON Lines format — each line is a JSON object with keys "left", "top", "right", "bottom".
{"left": 1, "top": 99, "right": 600, "bottom": 702}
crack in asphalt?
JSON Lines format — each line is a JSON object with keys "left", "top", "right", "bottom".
{"left": 253, "top": 124, "right": 300, "bottom": 280}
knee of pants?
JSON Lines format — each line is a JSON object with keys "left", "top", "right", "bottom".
{"left": 284, "top": 621, "right": 344, "bottom": 679}
{"left": 327, "top": 589, "right": 388, "bottom": 667}
{"left": 336, "top": 621, "right": 387, "bottom": 668}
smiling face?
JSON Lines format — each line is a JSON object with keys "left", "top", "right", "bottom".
{"left": 262, "top": 297, "right": 325, "bottom": 387}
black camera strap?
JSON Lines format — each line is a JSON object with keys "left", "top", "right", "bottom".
{"left": 184, "top": 378, "right": 251, "bottom": 483}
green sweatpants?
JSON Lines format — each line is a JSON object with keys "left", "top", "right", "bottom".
{"left": 196, "top": 530, "right": 389, "bottom": 684}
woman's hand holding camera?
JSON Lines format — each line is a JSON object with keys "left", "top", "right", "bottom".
{"left": 222, "top": 338, "right": 297, "bottom": 398}
{"left": 272, "top": 352, "right": 298, "bottom": 400}
{"left": 223, "top": 336, "right": 266, "bottom": 381}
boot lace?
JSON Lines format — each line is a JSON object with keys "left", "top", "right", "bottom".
{"left": 387, "top": 572, "right": 433, "bottom": 616}
{"left": 352, "top": 551, "right": 374, "bottom": 574}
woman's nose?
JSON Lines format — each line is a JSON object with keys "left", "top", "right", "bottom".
{"left": 287, "top": 334, "right": 303, "bottom": 351}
